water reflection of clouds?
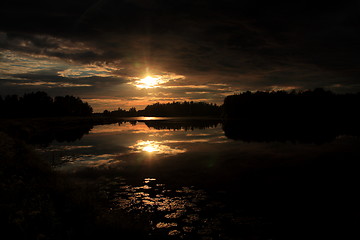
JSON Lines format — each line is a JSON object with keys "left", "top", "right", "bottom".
{"left": 90, "top": 122, "right": 151, "bottom": 134}
{"left": 185, "top": 133, "right": 212, "bottom": 137}
{"left": 90, "top": 122, "right": 181, "bottom": 134}
{"left": 44, "top": 121, "right": 225, "bottom": 170}
{"left": 57, "top": 153, "right": 122, "bottom": 170}
{"left": 148, "top": 132, "right": 174, "bottom": 137}
{"left": 163, "top": 135, "right": 228, "bottom": 144}
{"left": 90, "top": 120, "right": 222, "bottom": 135}
{"left": 130, "top": 140, "right": 186, "bottom": 155}
{"left": 164, "top": 139, "right": 209, "bottom": 143}
{"left": 36, "top": 145, "right": 93, "bottom": 152}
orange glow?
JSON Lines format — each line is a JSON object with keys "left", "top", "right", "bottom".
{"left": 90, "top": 121, "right": 178, "bottom": 134}
{"left": 143, "top": 145, "right": 158, "bottom": 152}
{"left": 136, "top": 76, "right": 160, "bottom": 89}
{"left": 131, "top": 140, "right": 186, "bottom": 155}
{"left": 138, "top": 141, "right": 162, "bottom": 152}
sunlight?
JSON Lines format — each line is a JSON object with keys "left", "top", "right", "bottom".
{"left": 130, "top": 140, "right": 186, "bottom": 155}
{"left": 130, "top": 72, "right": 185, "bottom": 90}
{"left": 138, "top": 140, "right": 162, "bottom": 153}
{"left": 136, "top": 76, "right": 160, "bottom": 89}
{"left": 143, "top": 145, "right": 158, "bottom": 152}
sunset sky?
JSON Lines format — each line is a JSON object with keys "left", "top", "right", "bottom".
{"left": 1, "top": 0, "right": 360, "bottom": 112}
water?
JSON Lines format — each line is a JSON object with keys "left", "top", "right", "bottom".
{"left": 37, "top": 118, "right": 360, "bottom": 239}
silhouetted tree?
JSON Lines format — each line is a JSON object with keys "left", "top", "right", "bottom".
{"left": 20, "top": 91, "right": 54, "bottom": 117}
{"left": 0, "top": 96, "right": 3, "bottom": 114}
{"left": 0, "top": 92, "right": 92, "bottom": 118}
{"left": 142, "top": 101, "right": 221, "bottom": 117}
{"left": 53, "top": 95, "right": 92, "bottom": 116}
{"left": 144, "top": 119, "right": 220, "bottom": 130}
{"left": 102, "top": 101, "right": 221, "bottom": 117}
{"left": 222, "top": 89, "right": 360, "bottom": 143}
{"left": 129, "top": 107, "right": 137, "bottom": 113}
{"left": 3, "top": 95, "right": 20, "bottom": 117}
{"left": 106, "top": 107, "right": 139, "bottom": 117}
{"left": 222, "top": 89, "right": 357, "bottom": 120}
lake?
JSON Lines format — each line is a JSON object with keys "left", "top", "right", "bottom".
{"left": 37, "top": 118, "right": 360, "bottom": 239}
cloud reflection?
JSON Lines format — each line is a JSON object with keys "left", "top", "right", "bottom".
{"left": 131, "top": 140, "right": 186, "bottom": 155}
{"left": 56, "top": 153, "right": 121, "bottom": 171}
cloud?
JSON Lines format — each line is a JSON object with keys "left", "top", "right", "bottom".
{"left": 10, "top": 81, "right": 92, "bottom": 88}
{"left": 1, "top": 1, "right": 360, "bottom": 110}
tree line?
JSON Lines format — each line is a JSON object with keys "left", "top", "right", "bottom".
{"left": 222, "top": 88, "right": 360, "bottom": 144}
{"left": 0, "top": 91, "right": 93, "bottom": 117}
{"left": 223, "top": 88, "right": 360, "bottom": 120}
{"left": 2, "top": 89, "right": 360, "bottom": 119}
{"left": 103, "top": 101, "right": 222, "bottom": 117}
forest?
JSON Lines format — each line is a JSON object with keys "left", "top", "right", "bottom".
{"left": 0, "top": 91, "right": 93, "bottom": 117}
{"left": 104, "top": 101, "right": 222, "bottom": 117}
{"left": 222, "top": 88, "right": 360, "bottom": 143}
{"left": 2, "top": 89, "right": 360, "bottom": 119}
{"left": 223, "top": 88, "right": 360, "bottom": 121}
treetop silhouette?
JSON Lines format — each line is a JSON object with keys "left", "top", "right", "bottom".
{"left": 0, "top": 91, "right": 92, "bottom": 118}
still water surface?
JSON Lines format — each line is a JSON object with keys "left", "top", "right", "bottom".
{"left": 38, "top": 118, "right": 360, "bottom": 239}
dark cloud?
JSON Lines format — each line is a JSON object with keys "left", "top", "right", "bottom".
{"left": 0, "top": 32, "right": 116, "bottom": 63}
{"left": 1, "top": 0, "right": 360, "bottom": 110}
{"left": 9, "top": 69, "right": 126, "bottom": 85}
{"left": 0, "top": 67, "right": 128, "bottom": 99}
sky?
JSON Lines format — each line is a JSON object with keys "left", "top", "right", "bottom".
{"left": 1, "top": 0, "right": 360, "bottom": 112}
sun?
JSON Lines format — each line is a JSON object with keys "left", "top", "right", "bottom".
{"left": 136, "top": 76, "right": 159, "bottom": 89}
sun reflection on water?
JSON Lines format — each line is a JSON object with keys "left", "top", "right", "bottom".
{"left": 131, "top": 140, "right": 186, "bottom": 155}
{"left": 142, "top": 142, "right": 160, "bottom": 152}
{"left": 102, "top": 177, "right": 234, "bottom": 239}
